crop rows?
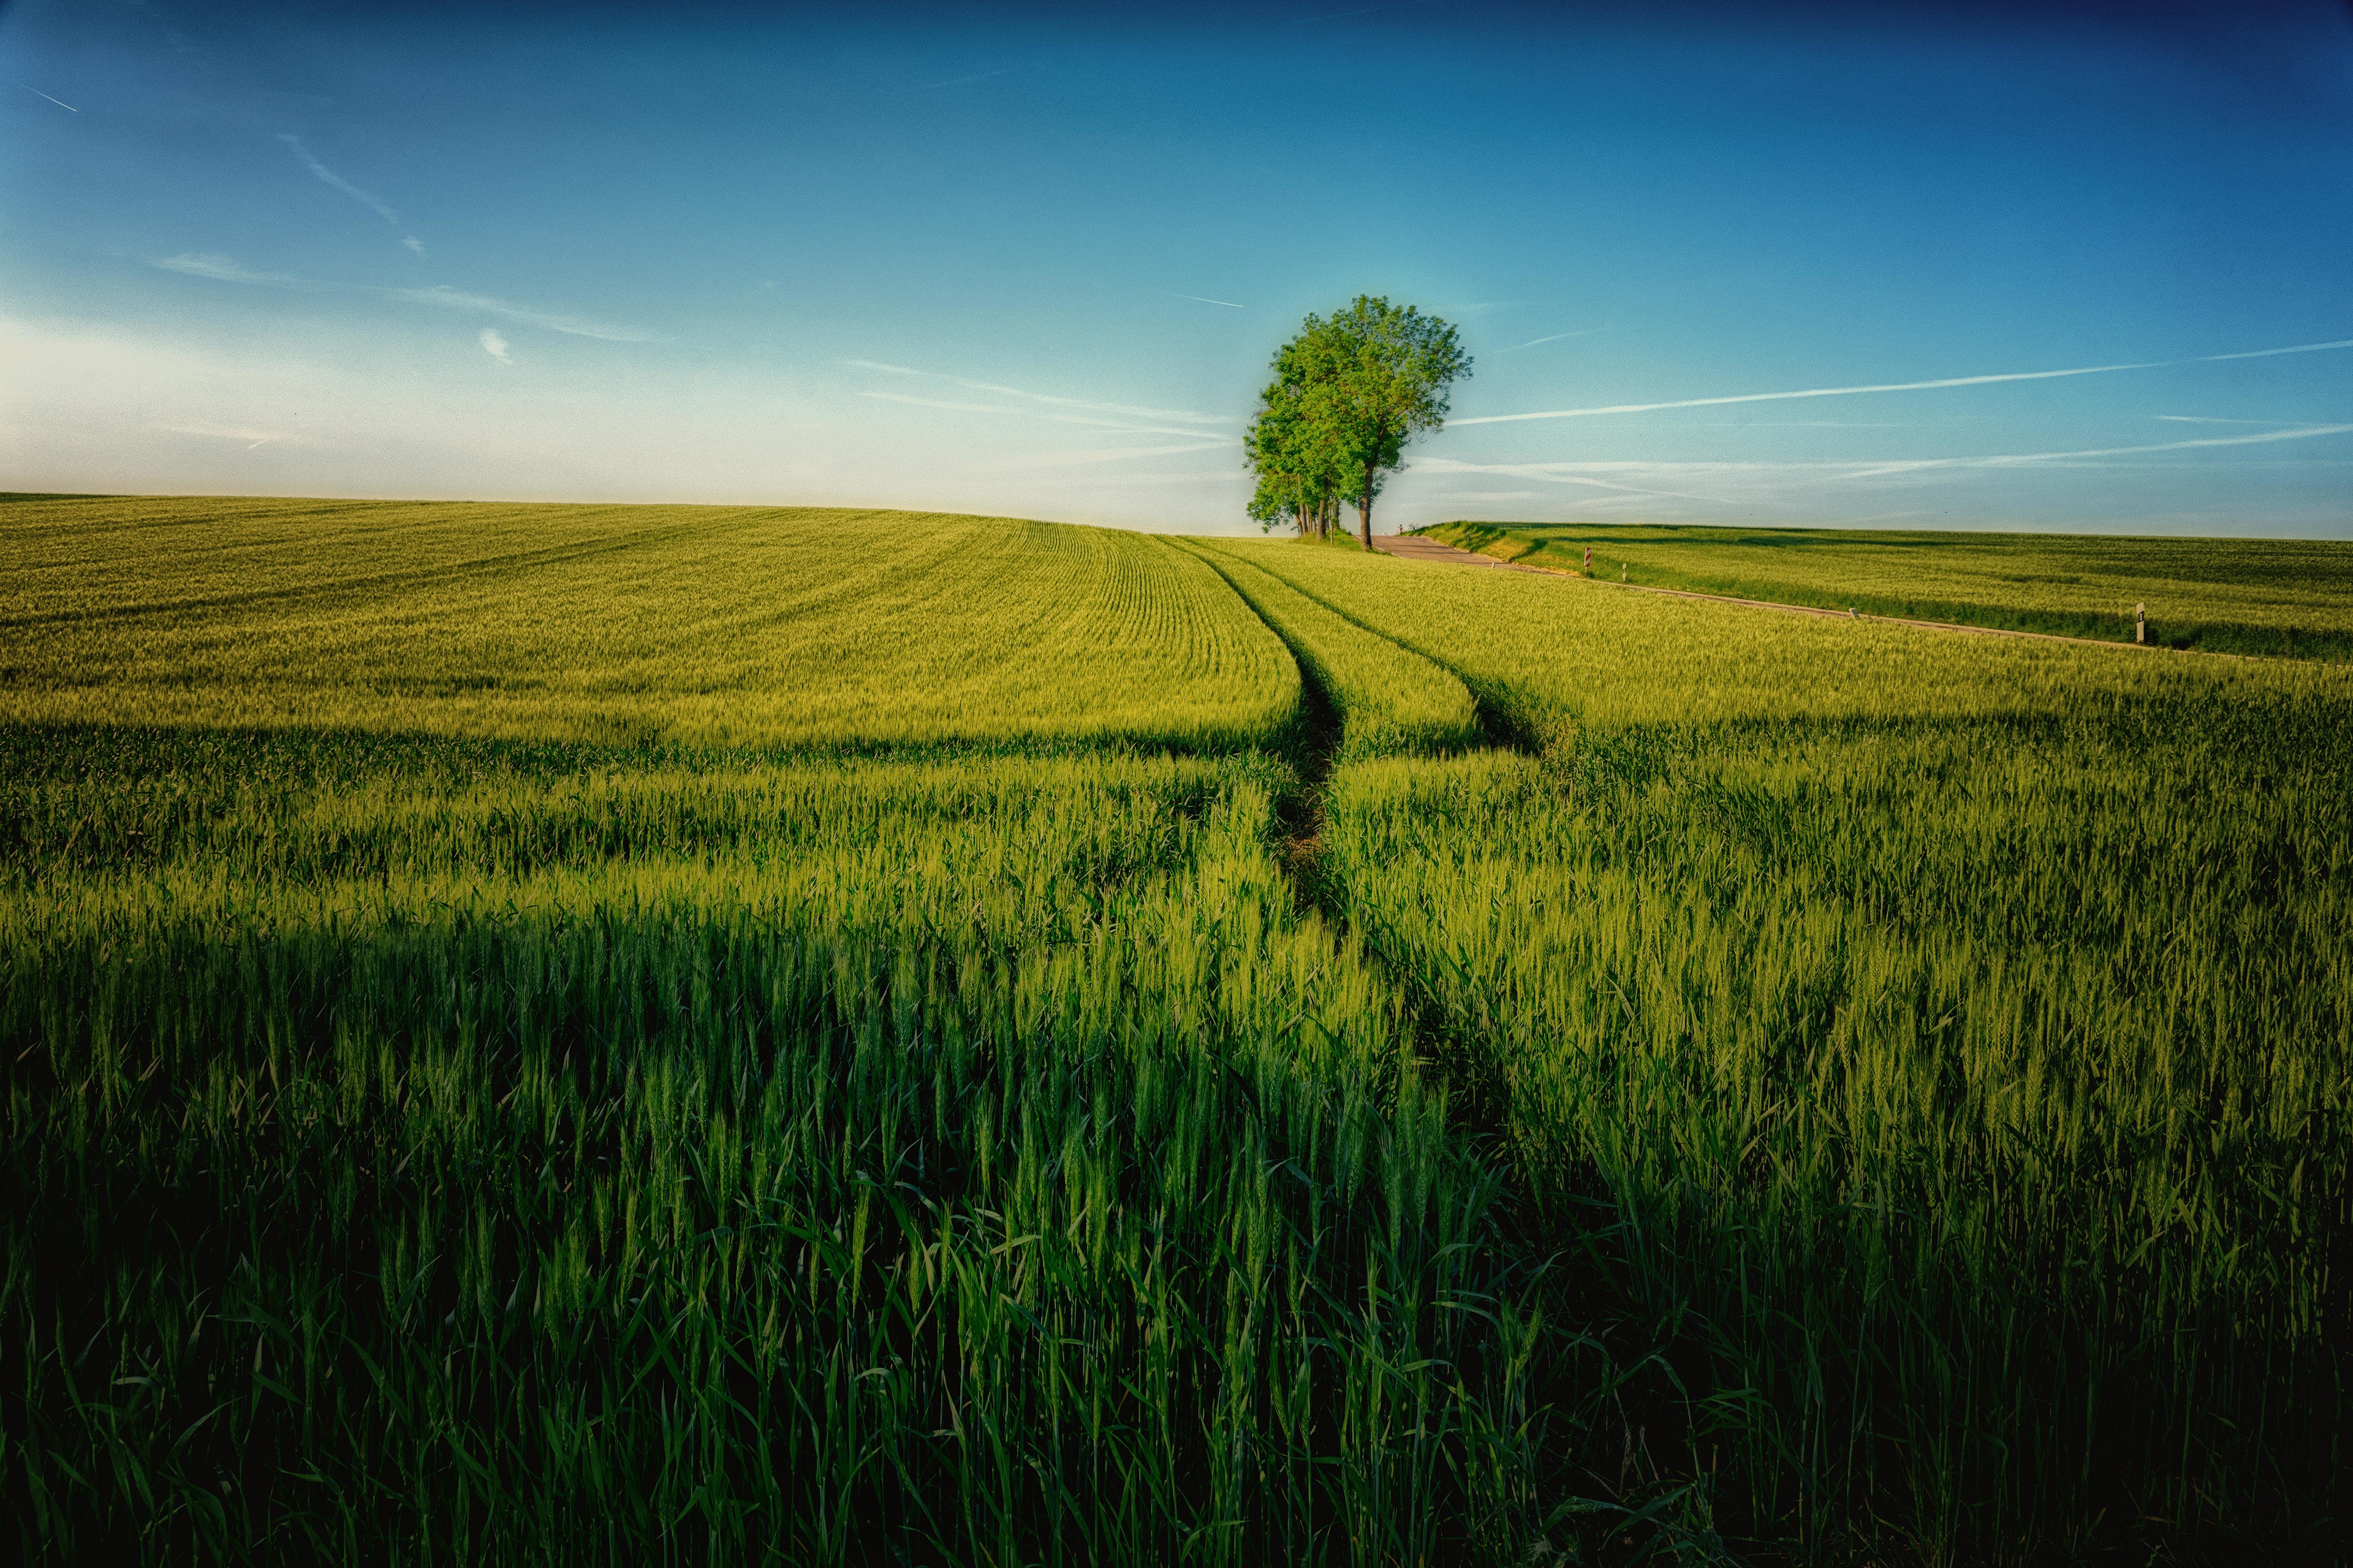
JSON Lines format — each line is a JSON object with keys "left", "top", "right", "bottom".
{"left": 0, "top": 498, "right": 1295, "bottom": 751}
{"left": 4, "top": 730, "right": 1573, "bottom": 1564}
{"left": 1169, "top": 538, "right": 1480, "bottom": 762}
{"left": 1423, "top": 519, "right": 2353, "bottom": 658}
{"left": 1241, "top": 542, "right": 2353, "bottom": 1560}
{"left": 6, "top": 494, "right": 2349, "bottom": 1565}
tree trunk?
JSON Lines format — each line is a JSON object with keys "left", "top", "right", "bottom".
{"left": 1357, "top": 465, "right": 1375, "bottom": 550}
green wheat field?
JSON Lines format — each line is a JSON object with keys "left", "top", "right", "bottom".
{"left": 1423, "top": 519, "right": 2353, "bottom": 659}
{"left": 5, "top": 494, "right": 2349, "bottom": 1566}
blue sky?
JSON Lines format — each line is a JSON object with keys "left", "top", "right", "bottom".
{"left": 4, "top": 0, "right": 2351, "bottom": 535}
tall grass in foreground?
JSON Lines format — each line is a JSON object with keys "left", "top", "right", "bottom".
{"left": 1254, "top": 545, "right": 2352, "bottom": 1561}
{"left": 2, "top": 737, "right": 1561, "bottom": 1564}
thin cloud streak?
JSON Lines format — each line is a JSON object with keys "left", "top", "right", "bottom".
{"left": 1457, "top": 337, "right": 2353, "bottom": 425}
{"left": 281, "top": 134, "right": 425, "bottom": 256}
{"left": 25, "top": 86, "right": 77, "bottom": 111}
{"left": 146, "top": 254, "right": 664, "bottom": 343}
{"left": 1416, "top": 425, "right": 2353, "bottom": 517}
{"left": 1162, "top": 292, "right": 1245, "bottom": 309}
{"left": 385, "top": 286, "right": 665, "bottom": 343}
{"left": 1414, "top": 456, "right": 1738, "bottom": 505}
{"left": 858, "top": 390, "right": 1235, "bottom": 439}
{"left": 1428, "top": 425, "right": 2353, "bottom": 487}
{"left": 860, "top": 392, "right": 1033, "bottom": 415}
{"left": 919, "top": 68, "right": 1012, "bottom": 89}
{"left": 1840, "top": 423, "right": 2353, "bottom": 479}
{"left": 1292, "top": 1, "right": 1424, "bottom": 21}
{"left": 151, "top": 252, "right": 309, "bottom": 287}
{"left": 1017, "top": 442, "right": 1232, "bottom": 468}
{"left": 1504, "top": 327, "right": 1604, "bottom": 351}
{"left": 157, "top": 420, "right": 285, "bottom": 449}
{"left": 843, "top": 358, "right": 1230, "bottom": 426}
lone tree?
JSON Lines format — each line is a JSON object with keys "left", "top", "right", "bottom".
{"left": 1243, "top": 296, "right": 1470, "bottom": 548}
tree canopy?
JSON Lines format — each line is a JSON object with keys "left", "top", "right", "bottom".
{"left": 1241, "top": 297, "right": 1471, "bottom": 548}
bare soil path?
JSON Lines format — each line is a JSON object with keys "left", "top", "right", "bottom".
{"left": 1368, "top": 534, "right": 1550, "bottom": 572}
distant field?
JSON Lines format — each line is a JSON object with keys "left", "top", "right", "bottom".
{"left": 1420, "top": 518, "right": 2353, "bottom": 658}
{"left": 0, "top": 495, "right": 1293, "bottom": 749}
{"left": 6, "top": 495, "right": 2349, "bottom": 1566}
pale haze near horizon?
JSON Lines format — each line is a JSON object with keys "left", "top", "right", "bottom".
{"left": 3, "top": 1, "right": 2351, "bottom": 538}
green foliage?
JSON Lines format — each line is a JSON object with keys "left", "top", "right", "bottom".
{"left": 1423, "top": 518, "right": 2353, "bottom": 659}
{"left": 1243, "top": 297, "right": 1469, "bottom": 543}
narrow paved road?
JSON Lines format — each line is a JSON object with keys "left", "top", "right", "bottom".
{"left": 1369, "top": 533, "right": 2199, "bottom": 655}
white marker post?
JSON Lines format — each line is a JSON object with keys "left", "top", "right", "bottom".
{"left": 2135, "top": 603, "right": 2147, "bottom": 645}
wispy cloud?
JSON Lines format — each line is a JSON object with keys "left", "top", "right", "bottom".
{"left": 1457, "top": 336, "right": 2353, "bottom": 425}
{"left": 843, "top": 358, "right": 1232, "bottom": 426}
{"left": 478, "top": 327, "right": 513, "bottom": 366}
{"left": 24, "top": 85, "right": 77, "bottom": 112}
{"left": 858, "top": 390, "right": 1235, "bottom": 440}
{"left": 157, "top": 420, "right": 284, "bottom": 449}
{"left": 1292, "top": 1, "right": 1425, "bottom": 22}
{"left": 859, "top": 392, "right": 1020, "bottom": 415}
{"left": 1504, "top": 327, "right": 1604, "bottom": 351}
{"left": 127, "top": 0, "right": 202, "bottom": 57}
{"left": 1839, "top": 423, "right": 2353, "bottom": 480}
{"left": 146, "top": 254, "right": 664, "bottom": 343}
{"left": 1413, "top": 456, "right": 1740, "bottom": 505}
{"left": 1415, "top": 425, "right": 2353, "bottom": 515}
{"left": 1017, "top": 442, "right": 1233, "bottom": 468}
{"left": 919, "top": 67, "right": 1014, "bottom": 89}
{"left": 1161, "top": 291, "right": 1244, "bottom": 309}
{"left": 281, "top": 134, "right": 425, "bottom": 256}
{"left": 151, "top": 252, "right": 308, "bottom": 286}
{"left": 385, "top": 286, "right": 666, "bottom": 343}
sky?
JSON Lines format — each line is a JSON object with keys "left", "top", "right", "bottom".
{"left": 3, "top": 0, "right": 2351, "bottom": 536}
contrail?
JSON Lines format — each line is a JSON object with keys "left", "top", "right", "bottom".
{"left": 1455, "top": 336, "right": 2353, "bottom": 425}
{"left": 1163, "top": 292, "right": 1244, "bottom": 309}
{"left": 1504, "top": 327, "right": 1604, "bottom": 351}
{"left": 25, "top": 86, "right": 77, "bottom": 111}
{"left": 281, "top": 134, "right": 425, "bottom": 255}
{"left": 919, "top": 68, "right": 1012, "bottom": 89}
{"left": 1840, "top": 422, "right": 2353, "bottom": 480}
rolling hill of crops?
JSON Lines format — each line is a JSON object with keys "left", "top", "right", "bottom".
{"left": 1422, "top": 518, "right": 2353, "bottom": 659}
{"left": 6, "top": 493, "right": 2349, "bottom": 1566}
{"left": 0, "top": 496, "right": 1294, "bottom": 750}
